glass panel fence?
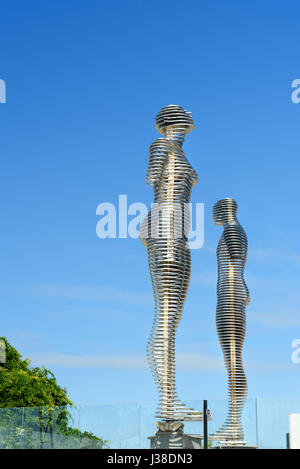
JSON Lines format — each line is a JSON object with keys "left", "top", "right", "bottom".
{"left": 0, "top": 398, "right": 299, "bottom": 448}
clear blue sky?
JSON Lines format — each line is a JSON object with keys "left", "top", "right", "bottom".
{"left": 1, "top": 0, "right": 300, "bottom": 407}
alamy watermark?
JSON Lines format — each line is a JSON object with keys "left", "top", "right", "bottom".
{"left": 96, "top": 195, "right": 204, "bottom": 249}
{"left": 291, "top": 339, "right": 300, "bottom": 364}
{"left": 0, "top": 339, "right": 6, "bottom": 364}
{"left": 291, "top": 79, "right": 300, "bottom": 104}
{"left": 0, "top": 79, "right": 6, "bottom": 103}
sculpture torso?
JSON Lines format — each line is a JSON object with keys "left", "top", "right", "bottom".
{"left": 216, "top": 222, "right": 250, "bottom": 306}
{"left": 147, "top": 138, "right": 198, "bottom": 204}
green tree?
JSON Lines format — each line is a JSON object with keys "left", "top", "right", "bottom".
{"left": 0, "top": 338, "right": 108, "bottom": 449}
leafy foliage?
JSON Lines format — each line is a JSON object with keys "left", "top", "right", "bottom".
{"left": 0, "top": 338, "right": 108, "bottom": 448}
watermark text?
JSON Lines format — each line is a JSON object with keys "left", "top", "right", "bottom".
{"left": 0, "top": 79, "right": 6, "bottom": 103}
{"left": 96, "top": 195, "right": 204, "bottom": 250}
{"left": 0, "top": 339, "right": 6, "bottom": 364}
{"left": 291, "top": 339, "right": 300, "bottom": 364}
{"left": 291, "top": 79, "right": 300, "bottom": 104}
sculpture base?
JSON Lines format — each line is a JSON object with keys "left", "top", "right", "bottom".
{"left": 149, "top": 433, "right": 203, "bottom": 449}
{"left": 148, "top": 421, "right": 203, "bottom": 449}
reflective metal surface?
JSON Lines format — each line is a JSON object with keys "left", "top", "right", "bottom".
{"left": 140, "top": 105, "right": 201, "bottom": 421}
{"left": 212, "top": 198, "right": 250, "bottom": 445}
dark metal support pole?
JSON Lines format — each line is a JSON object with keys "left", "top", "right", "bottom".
{"left": 286, "top": 433, "right": 290, "bottom": 449}
{"left": 203, "top": 400, "right": 208, "bottom": 449}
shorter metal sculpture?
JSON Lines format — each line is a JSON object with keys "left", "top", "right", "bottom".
{"left": 212, "top": 198, "right": 250, "bottom": 446}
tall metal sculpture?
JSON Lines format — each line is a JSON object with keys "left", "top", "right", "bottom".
{"left": 212, "top": 198, "right": 250, "bottom": 446}
{"left": 140, "top": 105, "right": 202, "bottom": 425}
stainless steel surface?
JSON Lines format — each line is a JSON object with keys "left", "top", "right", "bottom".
{"left": 212, "top": 198, "right": 250, "bottom": 446}
{"left": 140, "top": 105, "right": 201, "bottom": 422}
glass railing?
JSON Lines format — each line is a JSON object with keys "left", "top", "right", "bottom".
{"left": 0, "top": 398, "right": 299, "bottom": 449}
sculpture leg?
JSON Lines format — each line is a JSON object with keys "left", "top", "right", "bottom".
{"left": 147, "top": 242, "right": 202, "bottom": 421}
{"left": 215, "top": 306, "right": 247, "bottom": 444}
{"left": 147, "top": 255, "right": 178, "bottom": 420}
{"left": 225, "top": 327, "right": 247, "bottom": 440}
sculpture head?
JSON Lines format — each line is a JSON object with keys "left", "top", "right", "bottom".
{"left": 155, "top": 105, "right": 195, "bottom": 137}
{"left": 213, "top": 198, "right": 238, "bottom": 225}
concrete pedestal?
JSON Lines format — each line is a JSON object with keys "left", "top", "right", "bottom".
{"left": 148, "top": 421, "right": 203, "bottom": 449}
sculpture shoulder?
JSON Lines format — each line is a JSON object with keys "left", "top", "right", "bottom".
{"left": 223, "top": 223, "right": 247, "bottom": 260}
{"left": 149, "top": 137, "right": 172, "bottom": 152}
